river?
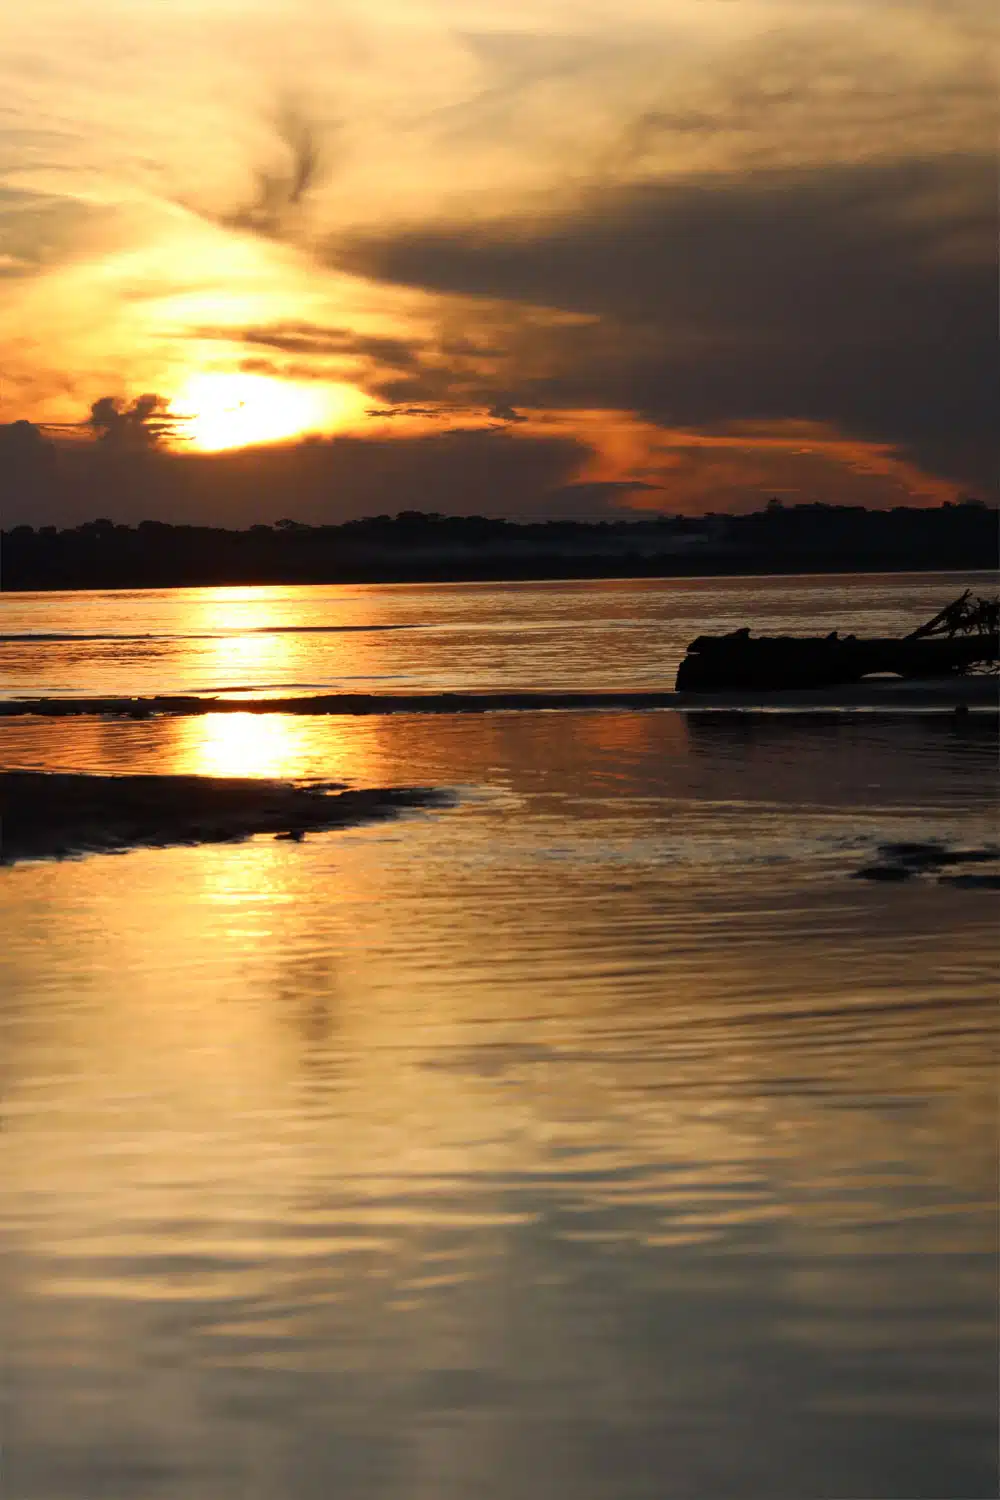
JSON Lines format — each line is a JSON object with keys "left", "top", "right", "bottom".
{"left": 1, "top": 572, "right": 996, "bottom": 1499}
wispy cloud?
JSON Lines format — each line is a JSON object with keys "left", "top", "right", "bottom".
{"left": 188, "top": 103, "right": 330, "bottom": 242}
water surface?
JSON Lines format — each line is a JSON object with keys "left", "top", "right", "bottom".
{"left": 1, "top": 576, "right": 997, "bottom": 1499}
{"left": 2, "top": 571, "right": 993, "bottom": 701}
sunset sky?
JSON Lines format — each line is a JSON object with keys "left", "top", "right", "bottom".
{"left": 0, "top": 0, "right": 994, "bottom": 519}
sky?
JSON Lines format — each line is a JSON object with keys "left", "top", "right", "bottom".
{"left": 0, "top": 0, "right": 995, "bottom": 522}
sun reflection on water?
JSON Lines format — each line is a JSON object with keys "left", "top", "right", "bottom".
{"left": 171, "top": 710, "right": 387, "bottom": 785}
{"left": 184, "top": 712, "right": 309, "bottom": 779}
{"left": 173, "top": 585, "right": 397, "bottom": 700}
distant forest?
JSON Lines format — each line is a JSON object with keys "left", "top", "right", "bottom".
{"left": 2, "top": 501, "right": 996, "bottom": 591}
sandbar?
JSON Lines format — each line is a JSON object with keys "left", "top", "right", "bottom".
{"left": 0, "top": 771, "right": 448, "bottom": 865}
{"left": 0, "top": 678, "right": 996, "bottom": 718}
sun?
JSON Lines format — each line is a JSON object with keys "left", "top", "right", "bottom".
{"left": 170, "top": 372, "right": 362, "bottom": 452}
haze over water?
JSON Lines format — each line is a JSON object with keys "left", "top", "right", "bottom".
{"left": 1, "top": 573, "right": 997, "bottom": 1499}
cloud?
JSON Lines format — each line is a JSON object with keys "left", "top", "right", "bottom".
{"left": 194, "top": 103, "right": 330, "bottom": 242}
{"left": 0, "top": 1, "right": 993, "bottom": 517}
{"left": 1, "top": 425, "right": 594, "bottom": 528}
{"left": 488, "top": 402, "right": 527, "bottom": 423}
{"left": 233, "top": 322, "right": 425, "bottom": 370}
{"left": 592, "top": 17, "right": 995, "bottom": 180}
{"left": 190, "top": 310, "right": 567, "bottom": 416}
{"left": 0, "top": 186, "right": 114, "bottom": 278}
{"left": 365, "top": 404, "right": 443, "bottom": 419}
{"left": 335, "top": 152, "right": 997, "bottom": 491}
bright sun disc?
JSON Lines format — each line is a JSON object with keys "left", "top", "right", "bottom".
{"left": 171, "top": 372, "right": 360, "bottom": 452}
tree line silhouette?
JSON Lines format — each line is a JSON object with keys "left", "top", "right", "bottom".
{"left": 2, "top": 500, "right": 995, "bottom": 590}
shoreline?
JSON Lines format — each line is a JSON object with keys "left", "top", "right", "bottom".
{"left": 2, "top": 560, "right": 996, "bottom": 595}
{"left": 0, "top": 771, "right": 449, "bottom": 865}
{"left": 3, "top": 553, "right": 995, "bottom": 594}
{"left": 1, "top": 678, "right": 996, "bottom": 718}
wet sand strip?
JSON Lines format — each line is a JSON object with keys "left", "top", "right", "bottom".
{"left": 0, "top": 679, "right": 997, "bottom": 717}
{"left": 0, "top": 771, "right": 449, "bottom": 865}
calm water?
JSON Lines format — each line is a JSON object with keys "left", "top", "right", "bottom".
{"left": 2, "top": 571, "right": 996, "bottom": 700}
{"left": 1, "top": 575, "right": 997, "bottom": 1499}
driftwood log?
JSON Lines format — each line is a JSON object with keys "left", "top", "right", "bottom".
{"left": 676, "top": 593, "right": 999, "bottom": 693}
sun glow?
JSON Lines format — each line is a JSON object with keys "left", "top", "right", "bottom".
{"left": 171, "top": 372, "right": 362, "bottom": 453}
